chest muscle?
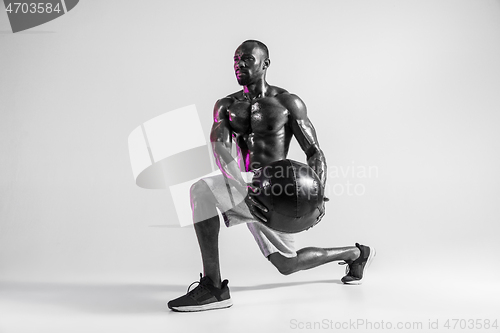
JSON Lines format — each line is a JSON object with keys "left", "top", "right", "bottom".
{"left": 228, "top": 98, "right": 289, "bottom": 135}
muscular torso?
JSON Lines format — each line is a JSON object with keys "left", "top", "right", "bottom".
{"left": 225, "top": 87, "right": 293, "bottom": 171}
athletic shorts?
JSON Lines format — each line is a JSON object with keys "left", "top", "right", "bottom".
{"left": 201, "top": 172, "right": 297, "bottom": 258}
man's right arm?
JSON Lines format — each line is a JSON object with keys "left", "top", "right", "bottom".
{"left": 209, "top": 98, "right": 246, "bottom": 186}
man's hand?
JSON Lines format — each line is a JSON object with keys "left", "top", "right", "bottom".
{"left": 226, "top": 178, "right": 269, "bottom": 223}
{"left": 245, "top": 184, "right": 269, "bottom": 223}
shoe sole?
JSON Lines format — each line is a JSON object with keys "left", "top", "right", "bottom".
{"left": 343, "top": 246, "right": 376, "bottom": 285}
{"left": 168, "top": 299, "right": 233, "bottom": 312}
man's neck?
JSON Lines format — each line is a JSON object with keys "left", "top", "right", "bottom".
{"left": 243, "top": 79, "right": 269, "bottom": 101}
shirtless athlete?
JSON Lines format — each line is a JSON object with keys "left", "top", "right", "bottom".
{"left": 167, "top": 40, "right": 375, "bottom": 312}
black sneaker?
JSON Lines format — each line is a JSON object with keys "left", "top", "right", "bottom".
{"left": 167, "top": 273, "right": 232, "bottom": 312}
{"left": 340, "top": 243, "right": 376, "bottom": 285}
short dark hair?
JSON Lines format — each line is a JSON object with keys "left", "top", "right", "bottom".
{"left": 242, "top": 40, "right": 269, "bottom": 59}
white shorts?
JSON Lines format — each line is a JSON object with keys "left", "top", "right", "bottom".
{"left": 201, "top": 172, "right": 297, "bottom": 258}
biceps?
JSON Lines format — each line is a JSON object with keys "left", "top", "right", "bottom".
{"left": 211, "top": 122, "right": 234, "bottom": 166}
{"left": 211, "top": 121, "right": 232, "bottom": 147}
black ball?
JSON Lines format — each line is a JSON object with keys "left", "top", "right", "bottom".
{"left": 251, "top": 159, "right": 325, "bottom": 233}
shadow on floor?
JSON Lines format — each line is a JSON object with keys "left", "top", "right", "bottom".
{"left": 0, "top": 279, "right": 340, "bottom": 314}
{"left": 231, "top": 279, "right": 342, "bottom": 291}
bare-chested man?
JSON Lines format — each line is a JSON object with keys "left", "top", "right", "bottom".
{"left": 167, "top": 40, "right": 375, "bottom": 312}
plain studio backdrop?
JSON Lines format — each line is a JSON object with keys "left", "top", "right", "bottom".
{"left": 1, "top": 0, "right": 499, "bottom": 332}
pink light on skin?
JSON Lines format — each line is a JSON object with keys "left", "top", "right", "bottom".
{"left": 214, "top": 158, "right": 235, "bottom": 181}
{"left": 245, "top": 154, "right": 251, "bottom": 171}
{"left": 221, "top": 168, "right": 232, "bottom": 179}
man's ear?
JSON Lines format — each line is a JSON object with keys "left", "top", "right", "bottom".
{"left": 263, "top": 58, "right": 271, "bottom": 69}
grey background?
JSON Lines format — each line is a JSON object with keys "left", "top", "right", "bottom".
{"left": 1, "top": 0, "right": 499, "bottom": 300}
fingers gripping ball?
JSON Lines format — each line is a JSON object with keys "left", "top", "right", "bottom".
{"left": 251, "top": 159, "right": 325, "bottom": 233}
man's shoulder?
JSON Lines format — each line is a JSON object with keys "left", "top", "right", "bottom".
{"left": 269, "top": 85, "right": 290, "bottom": 97}
{"left": 272, "top": 87, "right": 304, "bottom": 107}
{"left": 219, "top": 86, "right": 294, "bottom": 101}
{"left": 226, "top": 90, "right": 243, "bottom": 100}
{"left": 213, "top": 93, "right": 237, "bottom": 113}
{"left": 271, "top": 88, "right": 307, "bottom": 119}
{"left": 225, "top": 90, "right": 250, "bottom": 103}
{"left": 216, "top": 87, "right": 302, "bottom": 105}
{"left": 214, "top": 91, "right": 242, "bottom": 110}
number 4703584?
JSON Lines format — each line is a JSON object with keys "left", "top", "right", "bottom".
{"left": 444, "top": 319, "right": 498, "bottom": 330}
{"left": 5, "top": 2, "right": 61, "bottom": 14}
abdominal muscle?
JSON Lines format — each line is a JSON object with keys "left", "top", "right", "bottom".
{"left": 236, "top": 128, "right": 291, "bottom": 172}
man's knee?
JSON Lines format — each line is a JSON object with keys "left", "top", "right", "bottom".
{"left": 190, "top": 180, "right": 215, "bottom": 205}
{"left": 268, "top": 253, "right": 297, "bottom": 275}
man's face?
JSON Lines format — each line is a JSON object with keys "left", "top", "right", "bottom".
{"left": 233, "top": 43, "right": 267, "bottom": 86}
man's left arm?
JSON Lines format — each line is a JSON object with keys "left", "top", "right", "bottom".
{"left": 284, "top": 94, "right": 327, "bottom": 187}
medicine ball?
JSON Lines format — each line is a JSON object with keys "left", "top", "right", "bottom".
{"left": 250, "top": 159, "right": 325, "bottom": 233}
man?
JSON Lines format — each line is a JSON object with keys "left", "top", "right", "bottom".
{"left": 167, "top": 40, "right": 375, "bottom": 312}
